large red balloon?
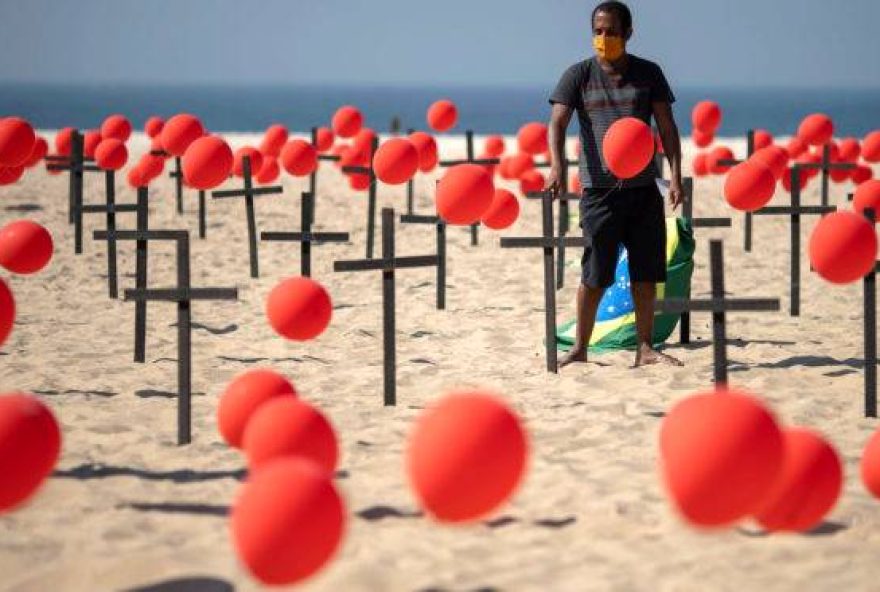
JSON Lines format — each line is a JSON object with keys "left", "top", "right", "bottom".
{"left": 659, "top": 388, "right": 784, "bottom": 528}
{"left": 243, "top": 397, "right": 338, "bottom": 474}
{"left": 0, "top": 278, "right": 13, "bottom": 347}
{"left": 266, "top": 276, "right": 332, "bottom": 341}
{"left": 331, "top": 106, "right": 363, "bottom": 139}
{"left": 427, "top": 99, "right": 458, "bottom": 132}
{"left": 127, "top": 164, "right": 149, "bottom": 189}
{"left": 0, "top": 220, "right": 54, "bottom": 275}
{"left": 724, "top": 160, "right": 776, "bottom": 212}
{"left": 837, "top": 137, "right": 861, "bottom": 162}
{"left": 863, "top": 130, "right": 880, "bottom": 162}
{"left": 144, "top": 116, "right": 164, "bottom": 138}
{"left": 406, "top": 391, "right": 528, "bottom": 523}
{"left": 408, "top": 131, "right": 438, "bottom": 173}
{"left": 519, "top": 169, "right": 545, "bottom": 195}
{"left": 161, "top": 113, "right": 205, "bottom": 156}
{"left": 217, "top": 369, "right": 297, "bottom": 448}
{"left": 691, "top": 101, "right": 722, "bottom": 134}
{"left": 232, "top": 146, "right": 264, "bottom": 178}
{"left": 798, "top": 113, "right": 834, "bottom": 146}
{"left": 860, "top": 427, "right": 880, "bottom": 499}
{"left": 0, "top": 392, "right": 62, "bottom": 512}
{"left": 852, "top": 165, "right": 875, "bottom": 186}
{"left": 484, "top": 135, "right": 505, "bottom": 158}
{"left": 23, "top": 137, "right": 48, "bottom": 168}
{"left": 315, "top": 127, "right": 334, "bottom": 153}
{"left": 373, "top": 138, "right": 419, "bottom": 185}
{"left": 280, "top": 140, "right": 318, "bottom": 177}
{"left": 255, "top": 156, "right": 280, "bottom": 185}
{"left": 853, "top": 180, "right": 880, "bottom": 219}
{"left": 750, "top": 145, "right": 788, "bottom": 179}
{"left": 182, "top": 136, "right": 233, "bottom": 190}
{"left": 693, "top": 128, "right": 714, "bottom": 149}
{"left": 138, "top": 153, "right": 165, "bottom": 182}
{"left": 94, "top": 138, "right": 128, "bottom": 171}
{"left": 260, "top": 124, "right": 288, "bottom": 158}
{"left": 0, "top": 117, "right": 36, "bottom": 167}
{"left": 100, "top": 114, "right": 132, "bottom": 142}
{"left": 481, "top": 188, "right": 520, "bottom": 230}
{"left": 0, "top": 166, "right": 24, "bottom": 185}
{"left": 231, "top": 458, "right": 345, "bottom": 586}
{"left": 707, "top": 146, "right": 735, "bottom": 175}
{"left": 507, "top": 152, "right": 535, "bottom": 179}
{"left": 809, "top": 211, "right": 878, "bottom": 284}
{"left": 517, "top": 122, "right": 549, "bottom": 155}
{"left": 436, "top": 164, "right": 494, "bottom": 225}
{"left": 602, "top": 117, "right": 654, "bottom": 179}
{"left": 754, "top": 428, "right": 843, "bottom": 533}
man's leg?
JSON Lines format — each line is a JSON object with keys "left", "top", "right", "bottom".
{"left": 631, "top": 281, "right": 683, "bottom": 368}
{"left": 558, "top": 282, "right": 606, "bottom": 368}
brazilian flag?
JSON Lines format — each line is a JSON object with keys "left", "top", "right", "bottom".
{"left": 556, "top": 217, "right": 695, "bottom": 353}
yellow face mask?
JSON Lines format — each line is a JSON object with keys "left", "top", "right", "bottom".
{"left": 593, "top": 34, "right": 625, "bottom": 61}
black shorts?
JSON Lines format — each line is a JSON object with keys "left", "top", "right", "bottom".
{"left": 579, "top": 184, "right": 667, "bottom": 289}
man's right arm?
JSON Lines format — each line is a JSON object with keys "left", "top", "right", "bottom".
{"left": 547, "top": 102, "right": 573, "bottom": 197}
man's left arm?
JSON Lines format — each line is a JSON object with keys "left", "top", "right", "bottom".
{"left": 653, "top": 101, "right": 683, "bottom": 210}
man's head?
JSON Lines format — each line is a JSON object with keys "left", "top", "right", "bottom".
{"left": 591, "top": 1, "right": 632, "bottom": 61}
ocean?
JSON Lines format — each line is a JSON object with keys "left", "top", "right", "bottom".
{"left": 1, "top": 83, "right": 878, "bottom": 139}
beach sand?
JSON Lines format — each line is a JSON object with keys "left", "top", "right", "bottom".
{"left": 1, "top": 132, "right": 879, "bottom": 591}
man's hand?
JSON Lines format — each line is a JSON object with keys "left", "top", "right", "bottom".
{"left": 546, "top": 165, "right": 563, "bottom": 198}
{"left": 668, "top": 177, "right": 684, "bottom": 210}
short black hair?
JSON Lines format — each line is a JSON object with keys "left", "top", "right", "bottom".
{"left": 592, "top": 1, "right": 633, "bottom": 32}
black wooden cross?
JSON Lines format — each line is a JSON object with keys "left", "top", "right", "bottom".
{"left": 169, "top": 156, "right": 185, "bottom": 215}
{"left": 753, "top": 165, "right": 836, "bottom": 316}
{"left": 717, "top": 129, "right": 757, "bottom": 253}
{"left": 678, "top": 176, "right": 732, "bottom": 344}
{"left": 152, "top": 148, "right": 207, "bottom": 238}
{"left": 862, "top": 208, "right": 878, "bottom": 418}
{"left": 333, "top": 208, "right": 439, "bottom": 406}
{"left": 94, "top": 228, "right": 238, "bottom": 444}
{"left": 260, "top": 191, "right": 350, "bottom": 277}
{"left": 45, "top": 130, "right": 102, "bottom": 253}
{"left": 500, "top": 192, "right": 585, "bottom": 373}
{"left": 438, "top": 130, "right": 501, "bottom": 247}
{"left": 655, "top": 240, "right": 780, "bottom": 385}
{"left": 341, "top": 136, "right": 381, "bottom": 260}
{"left": 211, "top": 155, "right": 284, "bottom": 278}
{"left": 533, "top": 149, "right": 579, "bottom": 258}
{"left": 399, "top": 212, "right": 447, "bottom": 309}
{"left": 799, "top": 143, "right": 858, "bottom": 207}
{"left": 524, "top": 190, "right": 581, "bottom": 291}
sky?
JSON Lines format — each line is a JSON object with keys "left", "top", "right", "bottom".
{"left": 1, "top": 0, "right": 879, "bottom": 90}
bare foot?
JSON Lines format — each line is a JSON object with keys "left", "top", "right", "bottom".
{"left": 558, "top": 347, "right": 587, "bottom": 370}
{"left": 633, "top": 345, "right": 684, "bottom": 368}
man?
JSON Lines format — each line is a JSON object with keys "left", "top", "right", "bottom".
{"left": 547, "top": 1, "right": 684, "bottom": 369}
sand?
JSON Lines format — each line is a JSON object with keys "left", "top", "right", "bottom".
{"left": 1, "top": 132, "right": 879, "bottom": 592}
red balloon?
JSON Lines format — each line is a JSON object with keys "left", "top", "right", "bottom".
{"left": 754, "top": 428, "right": 843, "bottom": 533}
{"left": 0, "top": 278, "right": 13, "bottom": 347}
{"left": 144, "top": 116, "right": 164, "bottom": 138}
{"left": 260, "top": 125, "right": 288, "bottom": 158}
{"left": 693, "top": 128, "right": 713, "bottom": 149}
{"left": 602, "top": 117, "right": 654, "bottom": 179}
{"left": 408, "top": 131, "right": 438, "bottom": 173}
{"left": 23, "top": 137, "right": 48, "bottom": 168}
{"left": 481, "top": 188, "right": 520, "bottom": 230}
{"left": 231, "top": 457, "right": 346, "bottom": 586}
{"left": 507, "top": 152, "right": 535, "bottom": 179}
{"left": 691, "top": 101, "right": 722, "bottom": 134}
{"left": 0, "top": 393, "right": 61, "bottom": 513}
{"left": 436, "top": 164, "right": 494, "bottom": 225}
{"left": 266, "top": 276, "right": 332, "bottom": 341}
{"left": 0, "top": 220, "right": 54, "bottom": 275}
{"left": 217, "top": 369, "right": 297, "bottom": 448}
{"left": 348, "top": 172, "right": 370, "bottom": 191}
{"left": 138, "top": 153, "right": 165, "bottom": 182}
{"left": 182, "top": 136, "right": 233, "bottom": 191}
{"left": 570, "top": 172, "right": 582, "bottom": 194}
{"left": 332, "top": 106, "right": 363, "bottom": 139}
{"left": 477, "top": 151, "right": 496, "bottom": 177}
{"left": 659, "top": 388, "right": 784, "bottom": 528}
{"left": 484, "top": 135, "right": 505, "bottom": 158}
{"left": 692, "top": 152, "right": 709, "bottom": 177}
{"left": 243, "top": 397, "right": 338, "bottom": 474}
{"left": 127, "top": 164, "right": 149, "bottom": 189}
{"left": 860, "top": 427, "right": 880, "bottom": 499}
{"left": 724, "top": 160, "right": 776, "bottom": 212}
{"left": 781, "top": 166, "right": 809, "bottom": 193}
{"left": 0, "top": 117, "right": 36, "bottom": 167}
{"left": 837, "top": 137, "right": 861, "bottom": 162}
{"left": 255, "top": 156, "right": 280, "bottom": 185}
{"left": 232, "top": 146, "right": 264, "bottom": 178}
{"left": 0, "top": 166, "right": 24, "bottom": 185}
{"left": 707, "top": 145, "right": 735, "bottom": 175}
{"left": 750, "top": 145, "right": 788, "bottom": 179}
{"left": 427, "top": 99, "right": 458, "bottom": 132}
{"left": 852, "top": 165, "right": 874, "bottom": 186}
{"left": 809, "top": 211, "right": 878, "bottom": 284}
{"left": 94, "top": 138, "right": 128, "bottom": 171}
{"left": 100, "top": 114, "right": 132, "bottom": 142}
{"left": 352, "top": 128, "right": 377, "bottom": 156}
{"left": 517, "top": 122, "right": 548, "bottom": 155}
{"left": 312, "top": 127, "right": 333, "bottom": 153}
{"left": 753, "top": 129, "right": 774, "bottom": 151}
{"left": 406, "top": 391, "right": 528, "bottom": 523}
{"left": 798, "top": 113, "right": 834, "bottom": 146}
{"left": 519, "top": 169, "right": 545, "bottom": 195}
{"left": 55, "top": 127, "right": 74, "bottom": 157}
{"left": 854, "top": 180, "right": 880, "bottom": 219}
{"left": 280, "top": 140, "right": 318, "bottom": 177}
{"left": 373, "top": 138, "right": 419, "bottom": 185}
{"left": 863, "top": 130, "right": 880, "bottom": 162}
{"left": 786, "top": 136, "right": 808, "bottom": 160}
{"left": 83, "top": 130, "right": 102, "bottom": 159}
{"left": 161, "top": 113, "right": 205, "bottom": 156}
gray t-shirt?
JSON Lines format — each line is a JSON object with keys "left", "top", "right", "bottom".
{"left": 549, "top": 55, "right": 675, "bottom": 189}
